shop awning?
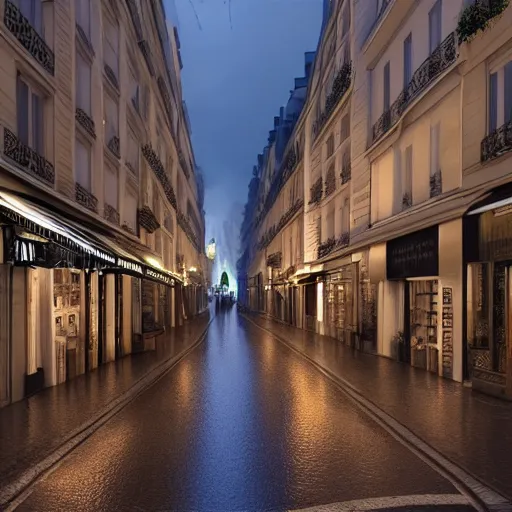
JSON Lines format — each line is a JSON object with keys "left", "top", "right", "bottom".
{"left": 0, "top": 191, "right": 180, "bottom": 286}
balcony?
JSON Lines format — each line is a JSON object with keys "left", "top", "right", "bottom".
{"left": 481, "top": 120, "right": 512, "bottom": 162}
{"left": 177, "top": 210, "right": 200, "bottom": 252}
{"left": 324, "top": 167, "right": 336, "bottom": 198}
{"left": 142, "top": 143, "right": 178, "bottom": 211}
{"left": 457, "top": 0, "right": 509, "bottom": 44}
{"left": 75, "top": 183, "right": 98, "bottom": 212}
{"left": 429, "top": 170, "right": 442, "bottom": 198}
{"left": 317, "top": 232, "right": 350, "bottom": 260}
{"left": 104, "top": 203, "right": 120, "bottom": 225}
{"left": 341, "top": 161, "right": 351, "bottom": 185}
{"left": 3, "top": 128, "right": 55, "bottom": 185}
{"left": 4, "top": 0, "right": 55, "bottom": 75}
{"left": 372, "top": 32, "right": 457, "bottom": 145}
{"left": 313, "top": 62, "right": 352, "bottom": 140}
{"left": 402, "top": 192, "right": 412, "bottom": 210}
{"left": 107, "top": 136, "right": 120, "bottom": 159}
{"left": 258, "top": 199, "right": 304, "bottom": 251}
{"left": 309, "top": 176, "right": 323, "bottom": 205}
{"left": 138, "top": 205, "right": 160, "bottom": 233}
{"left": 75, "top": 108, "right": 96, "bottom": 139}
{"left": 266, "top": 252, "right": 282, "bottom": 269}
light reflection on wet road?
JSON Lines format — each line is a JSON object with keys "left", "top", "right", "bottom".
{"left": 17, "top": 309, "right": 474, "bottom": 511}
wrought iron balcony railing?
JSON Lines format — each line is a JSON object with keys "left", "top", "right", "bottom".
{"left": 317, "top": 232, "right": 350, "bottom": 260}
{"left": 107, "top": 136, "right": 120, "bottom": 159}
{"left": 138, "top": 205, "right": 160, "bottom": 233}
{"left": 309, "top": 176, "right": 323, "bottom": 205}
{"left": 4, "top": 0, "right": 54, "bottom": 75}
{"left": 402, "top": 192, "right": 412, "bottom": 210}
{"left": 429, "top": 170, "right": 442, "bottom": 198}
{"left": 3, "top": 128, "right": 55, "bottom": 185}
{"left": 75, "top": 182, "right": 98, "bottom": 212}
{"left": 313, "top": 61, "right": 352, "bottom": 140}
{"left": 142, "top": 143, "right": 178, "bottom": 211}
{"left": 258, "top": 199, "right": 304, "bottom": 251}
{"left": 324, "top": 167, "right": 336, "bottom": 197}
{"left": 481, "top": 120, "right": 512, "bottom": 162}
{"left": 104, "top": 203, "right": 120, "bottom": 225}
{"left": 177, "top": 210, "right": 200, "bottom": 252}
{"left": 372, "top": 32, "right": 457, "bottom": 144}
{"left": 75, "top": 108, "right": 96, "bottom": 139}
{"left": 266, "top": 252, "right": 282, "bottom": 269}
{"left": 341, "top": 161, "right": 352, "bottom": 184}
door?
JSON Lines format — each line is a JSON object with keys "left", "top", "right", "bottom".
{"left": 115, "top": 274, "right": 123, "bottom": 360}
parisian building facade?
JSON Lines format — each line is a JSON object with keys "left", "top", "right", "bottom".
{"left": 238, "top": 0, "right": 512, "bottom": 400}
{"left": 0, "top": 0, "right": 208, "bottom": 407}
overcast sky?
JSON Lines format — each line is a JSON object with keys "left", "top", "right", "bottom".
{"left": 170, "top": 0, "right": 322, "bottom": 256}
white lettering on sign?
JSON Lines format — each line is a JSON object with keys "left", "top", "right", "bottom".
{"left": 145, "top": 268, "right": 174, "bottom": 285}
{"left": 117, "top": 258, "right": 143, "bottom": 274}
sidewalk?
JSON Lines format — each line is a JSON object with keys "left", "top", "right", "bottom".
{"left": 0, "top": 312, "right": 211, "bottom": 491}
{"left": 247, "top": 313, "right": 512, "bottom": 501}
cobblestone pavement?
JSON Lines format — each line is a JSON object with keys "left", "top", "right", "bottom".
{"left": 0, "top": 311, "right": 210, "bottom": 492}
{"left": 16, "top": 309, "right": 475, "bottom": 512}
{"left": 247, "top": 313, "right": 512, "bottom": 501}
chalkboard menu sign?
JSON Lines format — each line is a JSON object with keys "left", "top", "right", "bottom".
{"left": 386, "top": 225, "right": 439, "bottom": 280}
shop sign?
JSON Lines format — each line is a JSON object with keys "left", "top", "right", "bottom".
{"left": 145, "top": 268, "right": 174, "bottom": 286}
{"left": 117, "top": 258, "right": 143, "bottom": 275}
{"left": 386, "top": 225, "right": 439, "bottom": 280}
{"left": 88, "top": 247, "right": 115, "bottom": 264}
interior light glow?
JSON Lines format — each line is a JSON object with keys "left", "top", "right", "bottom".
{"left": 145, "top": 256, "right": 163, "bottom": 270}
{"left": 317, "top": 281, "right": 324, "bottom": 323}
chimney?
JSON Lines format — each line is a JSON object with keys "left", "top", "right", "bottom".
{"left": 274, "top": 117, "right": 280, "bottom": 129}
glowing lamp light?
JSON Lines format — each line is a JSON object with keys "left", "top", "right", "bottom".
{"left": 145, "top": 256, "right": 163, "bottom": 270}
{"left": 189, "top": 266, "right": 197, "bottom": 272}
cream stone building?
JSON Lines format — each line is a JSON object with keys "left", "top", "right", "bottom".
{"left": 0, "top": 0, "right": 206, "bottom": 407}
{"left": 239, "top": 0, "right": 512, "bottom": 401}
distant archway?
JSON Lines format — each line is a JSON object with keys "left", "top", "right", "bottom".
{"left": 220, "top": 271, "right": 229, "bottom": 289}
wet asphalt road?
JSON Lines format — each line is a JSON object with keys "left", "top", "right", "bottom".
{"left": 16, "top": 310, "right": 475, "bottom": 512}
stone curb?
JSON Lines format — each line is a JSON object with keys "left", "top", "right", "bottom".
{"left": 244, "top": 314, "right": 512, "bottom": 512}
{"left": 1, "top": 317, "right": 213, "bottom": 511}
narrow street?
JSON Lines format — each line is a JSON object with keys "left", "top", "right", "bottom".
{"left": 15, "top": 309, "right": 475, "bottom": 512}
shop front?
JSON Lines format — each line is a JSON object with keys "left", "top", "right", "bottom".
{"left": 386, "top": 225, "right": 440, "bottom": 373}
{"left": 465, "top": 191, "right": 512, "bottom": 399}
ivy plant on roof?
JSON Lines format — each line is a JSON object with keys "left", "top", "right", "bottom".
{"left": 457, "top": 0, "right": 509, "bottom": 44}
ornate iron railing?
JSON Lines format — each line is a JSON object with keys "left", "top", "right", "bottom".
{"left": 317, "top": 232, "right": 349, "bottom": 259}
{"left": 138, "top": 40, "right": 155, "bottom": 76}
{"left": 372, "top": 32, "right": 457, "bottom": 144}
{"left": 104, "top": 64, "right": 119, "bottom": 90}
{"left": 309, "top": 176, "right": 323, "bottom": 205}
{"left": 266, "top": 252, "right": 282, "bottom": 269}
{"left": 138, "top": 205, "right": 160, "bottom": 233}
{"left": 313, "top": 62, "right": 352, "bottom": 140}
{"left": 481, "top": 120, "right": 512, "bottom": 162}
{"left": 4, "top": 0, "right": 54, "bottom": 75}
{"left": 107, "top": 136, "right": 120, "bottom": 159}
{"left": 258, "top": 199, "right": 303, "bottom": 250}
{"left": 75, "top": 23, "right": 94, "bottom": 55}
{"left": 104, "top": 203, "right": 120, "bottom": 225}
{"left": 177, "top": 210, "right": 200, "bottom": 252}
{"left": 142, "top": 143, "right": 177, "bottom": 211}
{"left": 402, "top": 192, "right": 412, "bottom": 210}
{"left": 3, "top": 128, "right": 55, "bottom": 185}
{"left": 324, "top": 167, "right": 336, "bottom": 197}
{"left": 75, "top": 108, "right": 96, "bottom": 139}
{"left": 75, "top": 182, "right": 98, "bottom": 212}
{"left": 341, "top": 161, "right": 351, "bottom": 184}
{"left": 429, "top": 170, "right": 442, "bottom": 198}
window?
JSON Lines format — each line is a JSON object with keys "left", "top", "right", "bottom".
{"left": 75, "top": 0, "right": 91, "bottom": 36}
{"left": 75, "top": 138, "right": 91, "bottom": 190}
{"left": 340, "top": 114, "right": 350, "bottom": 143}
{"left": 489, "top": 72, "right": 498, "bottom": 132}
{"left": 342, "top": 198, "right": 350, "bottom": 233}
{"left": 124, "top": 188, "right": 137, "bottom": 230}
{"left": 326, "top": 134, "right": 334, "bottom": 158}
{"left": 16, "top": 74, "right": 44, "bottom": 154}
{"left": 104, "top": 165, "right": 118, "bottom": 209}
{"left": 403, "top": 145, "right": 413, "bottom": 198}
{"left": 403, "top": 33, "right": 412, "bottom": 88}
{"left": 16, "top": 0, "right": 43, "bottom": 34}
{"left": 504, "top": 62, "right": 512, "bottom": 123}
{"left": 76, "top": 52, "right": 91, "bottom": 114}
{"left": 104, "top": 94, "right": 118, "bottom": 141}
{"left": 429, "top": 0, "right": 442, "bottom": 55}
{"left": 152, "top": 182, "right": 159, "bottom": 217}
{"left": 488, "top": 61, "right": 512, "bottom": 133}
{"left": 129, "top": 67, "right": 140, "bottom": 112}
{"left": 327, "top": 208, "right": 335, "bottom": 239}
{"left": 103, "top": 15, "right": 119, "bottom": 76}
{"left": 383, "top": 61, "right": 390, "bottom": 111}
{"left": 430, "top": 123, "right": 440, "bottom": 176}
{"left": 127, "top": 129, "right": 139, "bottom": 174}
